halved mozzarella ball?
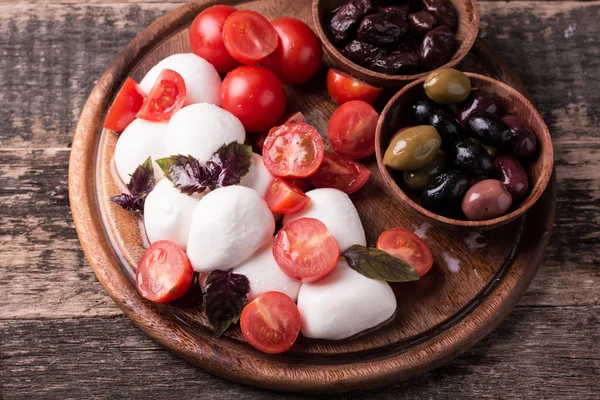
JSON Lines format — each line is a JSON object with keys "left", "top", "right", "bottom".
{"left": 139, "top": 53, "right": 222, "bottom": 106}
{"left": 283, "top": 188, "right": 366, "bottom": 252}
{"left": 165, "top": 103, "right": 246, "bottom": 165}
{"left": 239, "top": 153, "right": 274, "bottom": 198}
{"left": 233, "top": 239, "right": 301, "bottom": 301}
{"left": 297, "top": 259, "right": 397, "bottom": 340}
{"left": 186, "top": 186, "right": 275, "bottom": 272}
{"left": 114, "top": 118, "right": 168, "bottom": 184}
{"left": 143, "top": 179, "right": 204, "bottom": 251}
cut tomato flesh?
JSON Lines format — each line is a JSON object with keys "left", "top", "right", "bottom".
{"left": 136, "top": 69, "right": 186, "bottom": 122}
{"left": 104, "top": 77, "right": 145, "bottom": 132}
{"left": 310, "top": 151, "right": 370, "bottom": 194}
{"left": 265, "top": 178, "right": 311, "bottom": 214}
{"left": 376, "top": 228, "right": 434, "bottom": 277}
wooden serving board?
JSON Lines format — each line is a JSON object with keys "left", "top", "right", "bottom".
{"left": 68, "top": 0, "right": 556, "bottom": 394}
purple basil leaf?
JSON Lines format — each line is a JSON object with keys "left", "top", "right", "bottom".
{"left": 206, "top": 142, "right": 253, "bottom": 188}
{"left": 204, "top": 269, "right": 250, "bottom": 337}
{"left": 156, "top": 155, "right": 209, "bottom": 195}
{"left": 342, "top": 245, "right": 420, "bottom": 282}
{"left": 128, "top": 156, "right": 155, "bottom": 197}
{"left": 110, "top": 194, "right": 138, "bottom": 211}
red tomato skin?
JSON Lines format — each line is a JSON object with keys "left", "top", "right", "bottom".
{"left": 261, "top": 17, "right": 323, "bottom": 85}
{"left": 136, "top": 69, "right": 187, "bottom": 122}
{"left": 221, "top": 66, "right": 286, "bottom": 132}
{"left": 326, "top": 69, "right": 382, "bottom": 105}
{"left": 104, "top": 77, "right": 145, "bottom": 132}
{"left": 256, "top": 112, "right": 306, "bottom": 150}
{"left": 376, "top": 228, "right": 434, "bottom": 277}
{"left": 327, "top": 100, "right": 379, "bottom": 159}
{"left": 189, "top": 5, "right": 240, "bottom": 73}
{"left": 222, "top": 10, "right": 278, "bottom": 65}
{"left": 265, "top": 178, "right": 311, "bottom": 214}
{"left": 310, "top": 152, "right": 370, "bottom": 194}
{"left": 240, "top": 291, "right": 301, "bottom": 354}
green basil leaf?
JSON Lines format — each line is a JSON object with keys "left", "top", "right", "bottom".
{"left": 342, "top": 245, "right": 420, "bottom": 282}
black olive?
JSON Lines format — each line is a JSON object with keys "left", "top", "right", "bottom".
{"left": 428, "top": 109, "right": 462, "bottom": 146}
{"left": 423, "top": 0, "right": 458, "bottom": 30}
{"left": 457, "top": 91, "right": 500, "bottom": 129}
{"left": 377, "top": 4, "right": 410, "bottom": 18}
{"left": 342, "top": 40, "right": 386, "bottom": 66}
{"left": 357, "top": 12, "right": 408, "bottom": 46}
{"left": 329, "top": 0, "right": 373, "bottom": 43}
{"left": 370, "top": 52, "right": 419, "bottom": 74}
{"left": 394, "top": 35, "right": 420, "bottom": 54}
{"left": 408, "top": 11, "right": 437, "bottom": 37}
{"left": 412, "top": 99, "right": 453, "bottom": 124}
{"left": 448, "top": 138, "right": 493, "bottom": 175}
{"left": 419, "top": 25, "right": 455, "bottom": 70}
{"left": 421, "top": 170, "right": 469, "bottom": 217}
{"left": 466, "top": 111, "right": 513, "bottom": 146}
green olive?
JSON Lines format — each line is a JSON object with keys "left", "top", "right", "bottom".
{"left": 483, "top": 144, "right": 497, "bottom": 158}
{"left": 402, "top": 151, "right": 447, "bottom": 191}
{"left": 384, "top": 126, "right": 442, "bottom": 171}
{"left": 424, "top": 68, "right": 471, "bottom": 104}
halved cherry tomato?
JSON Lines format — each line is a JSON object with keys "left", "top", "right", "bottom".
{"left": 240, "top": 291, "right": 301, "bottom": 354}
{"left": 273, "top": 218, "right": 340, "bottom": 282}
{"left": 327, "top": 69, "right": 382, "bottom": 105}
{"left": 265, "top": 178, "right": 311, "bottom": 214}
{"left": 376, "top": 228, "right": 434, "bottom": 277}
{"left": 222, "top": 10, "right": 278, "bottom": 64}
{"left": 256, "top": 111, "right": 306, "bottom": 150}
{"left": 263, "top": 123, "right": 324, "bottom": 178}
{"left": 327, "top": 100, "right": 379, "bottom": 159}
{"left": 286, "top": 177, "right": 312, "bottom": 192}
{"left": 104, "top": 77, "right": 145, "bottom": 132}
{"left": 310, "top": 151, "right": 370, "bottom": 194}
{"left": 136, "top": 240, "right": 194, "bottom": 302}
{"left": 189, "top": 5, "right": 239, "bottom": 73}
{"left": 136, "top": 69, "right": 186, "bottom": 122}
{"left": 261, "top": 17, "right": 323, "bottom": 85}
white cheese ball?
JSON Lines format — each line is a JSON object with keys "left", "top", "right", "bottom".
{"left": 143, "top": 179, "right": 204, "bottom": 251}
{"left": 297, "top": 259, "right": 397, "bottom": 340}
{"left": 283, "top": 188, "right": 366, "bottom": 252}
{"left": 139, "top": 53, "right": 222, "bottom": 106}
{"left": 186, "top": 186, "right": 275, "bottom": 272}
{"left": 114, "top": 118, "right": 168, "bottom": 184}
{"left": 165, "top": 103, "right": 246, "bottom": 165}
{"left": 239, "top": 153, "right": 274, "bottom": 198}
{"left": 233, "top": 239, "right": 301, "bottom": 302}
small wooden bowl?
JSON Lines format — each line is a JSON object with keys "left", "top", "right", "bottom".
{"left": 375, "top": 72, "right": 554, "bottom": 230}
{"left": 312, "top": 0, "right": 480, "bottom": 87}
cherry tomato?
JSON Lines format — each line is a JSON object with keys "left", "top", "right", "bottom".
{"left": 327, "top": 100, "right": 379, "bottom": 159}
{"left": 261, "top": 17, "right": 323, "bottom": 85}
{"left": 376, "top": 228, "right": 434, "bottom": 277}
{"left": 222, "top": 10, "right": 278, "bottom": 64}
{"left": 136, "top": 240, "right": 194, "bottom": 302}
{"left": 327, "top": 69, "right": 382, "bottom": 105}
{"left": 273, "top": 218, "right": 340, "bottom": 282}
{"left": 189, "top": 5, "right": 239, "bottom": 73}
{"left": 265, "top": 178, "right": 311, "bottom": 214}
{"left": 286, "top": 177, "right": 312, "bottom": 192}
{"left": 221, "top": 66, "right": 286, "bottom": 132}
{"left": 104, "top": 77, "right": 145, "bottom": 132}
{"left": 263, "top": 123, "right": 324, "bottom": 178}
{"left": 256, "top": 111, "right": 306, "bottom": 150}
{"left": 310, "top": 151, "right": 370, "bottom": 194}
{"left": 240, "top": 291, "right": 301, "bottom": 354}
{"left": 136, "top": 69, "right": 186, "bottom": 122}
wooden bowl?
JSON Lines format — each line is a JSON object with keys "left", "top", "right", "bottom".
{"left": 375, "top": 72, "right": 554, "bottom": 230}
{"left": 312, "top": 0, "right": 480, "bottom": 86}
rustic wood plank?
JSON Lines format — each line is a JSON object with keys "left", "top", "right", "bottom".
{"left": 1, "top": 307, "right": 598, "bottom": 399}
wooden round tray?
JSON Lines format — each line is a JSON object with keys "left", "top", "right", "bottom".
{"left": 68, "top": 0, "right": 556, "bottom": 394}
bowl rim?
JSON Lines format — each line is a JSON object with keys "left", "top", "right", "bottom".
{"left": 311, "top": 0, "right": 481, "bottom": 84}
{"left": 374, "top": 72, "right": 554, "bottom": 227}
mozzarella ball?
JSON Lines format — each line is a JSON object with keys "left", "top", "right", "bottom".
{"left": 283, "top": 188, "right": 366, "bottom": 251}
{"left": 114, "top": 118, "right": 168, "bottom": 184}
{"left": 186, "top": 186, "right": 275, "bottom": 272}
{"left": 165, "top": 103, "right": 246, "bottom": 165}
{"left": 233, "top": 239, "right": 301, "bottom": 301}
{"left": 143, "top": 179, "right": 204, "bottom": 250}
{"left": 297, "top": 259, "right": 397, "bottom": 340}
{"left": 239, "top": 153, "right": 274, "bottom": 198}
{"left": 139, "top": 53, "right": 221, "bottom": 106}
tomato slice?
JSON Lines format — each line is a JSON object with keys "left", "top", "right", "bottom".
{"left": 265, "top": 178, "right": 311, "bottom": 214}
{"left": 273, "top": 218, "right": 340, "bottom": 282}
{"left": 136, "top": 69, "right": 186, "bottom": 122}
{"left": 310, "top": 151, "right": 370, "bottom": 194}
{"left": 240, "top": 291, "right": 301, "bottom": 354}
{"left": 327, "top": 100, "right": 379, "bottom": 159}
{"left": 376, "top": 228, "right": 434, "bottom": 277}
{"left": 263, "top": 123, "right": 324, "bottom": 178}
{"left": 256, "top": 111, "right": 306, "bottom": 150}
{"left": 104, "top": 77, "right": 146, "bottom": 132}
{"left": 136, "top": 240, "right": 194, "bottom": 302}
{"left": 222, "top": 10, "right": 278, "bottom": 64}
{"left": 327, "top": 69, "right": 382, "bottom": 106}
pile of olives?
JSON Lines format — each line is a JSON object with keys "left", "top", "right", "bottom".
{"left": 328, "top": 0, "right": 458, "bottom": 75}
{"left": 383, "top": 69, "right": 538, "bottom": 220}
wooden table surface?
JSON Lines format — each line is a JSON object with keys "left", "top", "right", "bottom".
{"left": 1, "top": 0, "right": 598, "bottom": 398}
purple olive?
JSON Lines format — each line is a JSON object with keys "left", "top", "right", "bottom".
{"left": 329, "top": 0, "right": 373, "bottom": 43}
{"left": 377, "top": 4, "right": 410, "bottom": 17}
{"left": 492, "top": 155, "right": 530, "bottom": 199}
{"left": 342, "top": 40, "right": 386, "bottom": 66}
{"left": 457, "top": 92, "right": 501, "bottom": 129}
{"left": 370, "top": 52, "right": 419, "bottom": 74}
{"left": 462, "top": 179, "right": 512, "bottom": 220}
{"left": 394, "top": 35, "right": 421, "bottom": 53}
{"left": 408, "top": 11, "right": 438, "bottom": 37}
{"left": 357, "top": 12, "right": 409, "bottom": 46}
{"left": 423, "top": 0, "right": 458, "bottom": 30}
{"left": 502, "top": 115, "right": 538, "bottom": 158}
{"left": 419, "top": 25, "right": 456, "bottom": 70}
